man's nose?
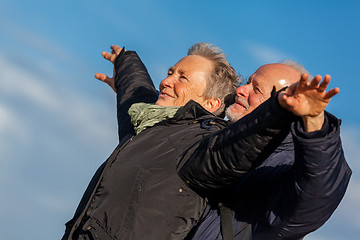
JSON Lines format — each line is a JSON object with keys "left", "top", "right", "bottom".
{"left": 236, "top": 84, "right": 251, "bottom": 98}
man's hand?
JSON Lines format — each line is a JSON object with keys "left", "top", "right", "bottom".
{"left": 278, "top": 74, "right": 340, "bottom": 132}
{"left": 95, "top": 45, "right": 124, "bottom": 93}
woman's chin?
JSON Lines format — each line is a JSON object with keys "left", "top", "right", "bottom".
{"left": 155, "top": 98, "right": 172, "bottom": 106}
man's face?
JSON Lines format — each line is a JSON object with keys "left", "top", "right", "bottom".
{"left": 156, "top": 55, "right": 214, "bottom": 107}
{"left": 226, "top": 64, "right": 301, "bottom": 122}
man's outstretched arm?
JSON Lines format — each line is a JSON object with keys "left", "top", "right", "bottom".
{"left": 273, "top": 111, "right": 351, "bottom": 239}
{"left": 178, "top": 74, "right": 340, "bottom": 193}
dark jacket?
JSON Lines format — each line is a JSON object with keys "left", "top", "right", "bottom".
{"left": 63, "top": 50, "right": 297, "bottom": 240}
{"left": 63, "top": 50, "right": 229, "bottom": 240}
{"left": 185, "top": 112, "right": 352, "bottom": 240}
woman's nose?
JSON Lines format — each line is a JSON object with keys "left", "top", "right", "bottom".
{"left": 160, "top": 75, "right": 175, "bottom": 89}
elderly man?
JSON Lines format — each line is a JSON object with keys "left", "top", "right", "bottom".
{"left": 181, "top": 62, "right": 351, "bottom": 240}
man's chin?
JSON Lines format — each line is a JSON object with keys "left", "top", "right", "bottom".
{"left": 225, "top": 106, "right": 244, "bottom": 122}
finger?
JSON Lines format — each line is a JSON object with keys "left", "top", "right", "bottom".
{"left": 285, "top": 83, "right": 297, "bottom": 95}
{"left": 281, "top": 94, "right": 297, "bottom": 111}
{"left": 111, "top": 45, "right": 123, "bottom": 55}
{"left": 278, "top": 94, "right": 292, "bottom": 111}
{"left": 300, "top": 73, "right": 309, "bottom": 82}
{"left": 95, "top": 73, "right": 110, "bottom": 82}
{"left": 278, "top": 91, "right": 287, "bottom": 107}
{"left": 102, "top": 52, "right": 116, "bottom": 62}
{"left": 102, "top": 51, "right": 113, "bottom": 60}
{"left": 299, "top": 74, "right": 309, "bottom": 88}
{"left": 324, "top": 87, "right": 340, "bottom": 100}
{"left": 310, "top": 75, "right": 322, "bottom": 89}
{"left": 285, "top": 96, "right": 297, "bottom": 108}
{"left": 318, "top": 74, "right": 331, "bottom": 92}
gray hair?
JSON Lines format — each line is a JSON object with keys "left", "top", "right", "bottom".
{"left": 281, "top": 59, "right": 312, "bottom": 81}
{"left": 188, "top": 42, "right": 239, "bottom": 117}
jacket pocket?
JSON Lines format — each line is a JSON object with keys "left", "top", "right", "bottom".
{"left": 121, "top": 167, "right": 150, "bottom": 236}
{"left": 82, "top": 217, "right": 117, "bottom": 240}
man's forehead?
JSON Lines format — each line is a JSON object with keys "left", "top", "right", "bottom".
{"left": 254, "top": 64, "right": 300, "bottom": 85}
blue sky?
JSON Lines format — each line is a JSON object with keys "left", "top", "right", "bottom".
{"left": 0, "top": 1, "right": 359, "bottom": 239}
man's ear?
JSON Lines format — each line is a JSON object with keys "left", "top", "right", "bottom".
{"left": 204, "top": 97, "right": 221, "bottom": 113}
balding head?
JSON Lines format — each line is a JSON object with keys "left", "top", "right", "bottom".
{"left": 253, "top": 63, "right": 301, "bottom": 91}
{"left": 226, "top": 62, "right": 306, "bottom": 122}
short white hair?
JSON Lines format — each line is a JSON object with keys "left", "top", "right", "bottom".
{"left": 281, "top": 59, "right": 312, "bottom": 81}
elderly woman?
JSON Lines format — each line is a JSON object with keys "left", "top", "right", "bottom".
{"left": 63, "top": 43, "right": 242, "bottom": 240}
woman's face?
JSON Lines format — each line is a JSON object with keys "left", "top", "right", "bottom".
{"left": 155, "top": 55, "right": 214, "bottom": 108}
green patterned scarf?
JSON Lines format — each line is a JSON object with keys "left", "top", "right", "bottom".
{"left": 128, "top": 103, "right": 181, "bottom": 134}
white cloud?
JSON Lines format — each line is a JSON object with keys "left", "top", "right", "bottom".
{"left": 0, "top": 56, "right": 62, "bottom": 110}
{"left": 0, "top": 53, "right": 116, "bottom": 149}
{"left": 1, "top": 20, "right": 77, "bottom": 65}
{"left": 0, "top": 46, "right": 117, "bottom": 229}
{"left": 241, "top": 40, "right": 293, "bottom": 64}
{"left": 0, "top": 103, "right": 28, "bottom": 157}
{"left": 0, "top": 103, "right": 22, "bottom": 133}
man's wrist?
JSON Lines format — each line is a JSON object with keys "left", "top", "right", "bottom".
{"left": 301, "top": 112, "right": 325, "bottom": 132}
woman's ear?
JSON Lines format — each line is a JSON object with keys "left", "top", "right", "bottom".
{"left": 204, "top": 97, "right": 221, "bottom": 113}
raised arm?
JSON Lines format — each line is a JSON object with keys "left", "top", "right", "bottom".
{"left": 95, "top": 45, "right": 158, "bottom": 142}
{"left": 178, "top": 74, "right": 341, "bottom": 193}
{"left": 178, "top": 91, "right": 296, "bottom": 193}
{"left": 273, "top": 112, "right": 351, "bottom": 239}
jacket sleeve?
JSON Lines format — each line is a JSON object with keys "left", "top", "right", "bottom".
{"left": 114, "top": 49, "right": 159, "bottom": 142}
{"left": 178, "top": 91, "right": 297, "bottom": 193}
{"left": 275, "top": 112, "right": 352, "bottom": 239}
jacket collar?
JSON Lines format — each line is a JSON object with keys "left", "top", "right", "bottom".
{"left": 173, "top": 100, "right": 227, "bottom": 126}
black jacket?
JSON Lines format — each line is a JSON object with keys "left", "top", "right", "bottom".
{"left": 63, "top": 50, "right": 297, "bottom": 240}
{"left": 185, "top": 112, "right": 352, "bottom": 240}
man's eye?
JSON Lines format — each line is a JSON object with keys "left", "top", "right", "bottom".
{"left": 180, "top": 75, "right": 187, "bottom": 81}
{"left": 254, "top": 87, "right": 261, "bottom": 93}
